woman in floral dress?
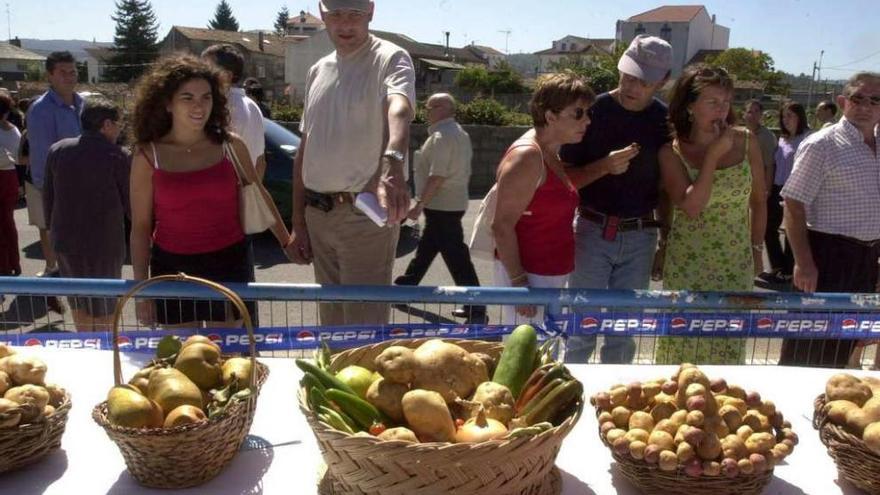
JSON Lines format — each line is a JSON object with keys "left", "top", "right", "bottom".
{"left": 656, "top": 65, "right": 767, "bottom": 364}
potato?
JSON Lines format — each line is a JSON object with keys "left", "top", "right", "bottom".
{"left": 625, "top": 428, "right": 650, "bottom": 444}
{"left": 401, "top": 389, "right": 456, "bottom": 443}
{"left": 0, "top": 344, "right": 14, "bottom": 359}
{"left": 826, "top": 373, "right": 872, "bottom": 407}
{"left": 609, "top": 387, "right": 628, "bottom": 407}
{"left": 629, "top": 411, "right": 654, "bottom": 431}
{"left": 611, "top": 406, "right": 632, "bottom": 428}
{"left": 724, "top": 397, "right": 748, "bottom": 416}
{"left": 378, "top": 427, "right": 419, "bottom": 443}
{"left": 677, "top": 441, "right": 696, "bottom": 462}
{"left": 824, "top": 400, "right": 859, "bottom": 426}
{"left": 659, "top": 450, "right": 679, "bottom": 471}
{"left": 737, "top": 458, "right": 755, "bottom": 475}
{"left": 703, "top": 461, "right": 722, "bottom": 477}
{"left": 726, "top": 385, "right": 747, "bottom": 400}
{"left": 863, "top": 397, "right": 880, "bottom": 422}
{"left": 606, "top": 428, "right": 627, "bottom": 444}
{"left": 685, "top": 383, "right": 707, "bottom": 398}
{"left": 654, "top": 419, "right": 678, "bottom": 436}
{"left": 758, "top": 400, "right": 776, "bottom": 418}
{"left": 4, "top": 384, "right": 49, "bottom": 423}
{"left": 719, "top": 404, "right": 743, "bottom": 430}
{"left": 862, "top": 422, "right": 880, "bottom": 455}
{"left": 411, "top": 341, "right": 488, "bottom": 403}
{"left": 643, "top": 382, "right": 661, "bottom": 399}
{"left": 844, "top": 408, "right": 874, "bottom": 436}
{"left": 686, "top": 410, "right": 705, "bottom": 427}
{"left": 722, "top": 434, "right": 748, "bottom": 460}
{"left": 470, "top": 382, "right": 515, "bottom": 425}
{"left": 669, "top": 410, "right": 688, "bottom": 427}
{"left": 737, "top": 425, "right": 755, "bottom": 441}
{"left": 44, "top": 383, "right": 66, "bottom": 408}
{"left": 745, "top": 432, "right": 775, "bottom": 454}
{"left": 374, "top": 346, "right": 417, "bottom": 385}
{"left": 0, "top": 371, "right": 11, "bottom": 396}
{"left": 676, "top": 368, "right": 710, "bottom": 407}
{"left": 470, "top": 353, "right": 497, "bottom": 378}
{"left": 0, "top": 397, "right": 21, "bottom": 428}
{"left": 629, "top": 440, "right": 647, "bottom": 460}
{"left": 597, "top": 411, "right": 613, "bottom": 425}
{"left": 5, "top": 355, "right": 47, "bottom": 386}
{"left": 366, "top": 378, "right": 408, "bottom": 424}
{"left": 648, "top": 430, "right": 675, "bottom": 451}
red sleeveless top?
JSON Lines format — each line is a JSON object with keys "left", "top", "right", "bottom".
{"left": 148, "top": 144, "right": 244, "bottom": 254}
{"left": 506, "top": 139, "right": 580, "bottom": 276}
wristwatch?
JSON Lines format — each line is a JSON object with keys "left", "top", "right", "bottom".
{"left": 382, "top": 150, "right": 405, "bottom": 163}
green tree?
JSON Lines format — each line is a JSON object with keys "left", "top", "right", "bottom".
{"left": 274, "top": 6, "right": 290, "bottom": 35}
{"left": 549, "top": 44, "right": 625, "bottom": 94}
{"left": 704, "top": 48, "right": 790, "bottom": 95}
{"left": 454, "top": 61, "right": 528, "bottom": 95}
{"left": 104, "top": 0, "right": 159, "bottom": 83}
{"left": 209, "top": 0, "right": 239, "bottom": 31}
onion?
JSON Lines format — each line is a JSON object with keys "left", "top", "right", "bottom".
{"left": 454, "top": 409, "right": 507, "bottom": 443}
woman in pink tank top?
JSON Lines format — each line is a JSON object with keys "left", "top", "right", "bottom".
{"left": 129, "top": 55, "right": 295, "bottom": 327}
{"left": 493, "top": 73, "right": 595, "bottom": 323}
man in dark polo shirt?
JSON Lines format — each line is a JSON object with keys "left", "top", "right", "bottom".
{"left": 43, "top": 98, "right": 130, "bottom": 330}
{"left": 561, "top": 35, "right": 673, "bottom": 363}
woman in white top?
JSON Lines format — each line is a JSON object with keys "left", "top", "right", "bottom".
{"left": 0, "top": 92, "right": 22, "bottom": 275}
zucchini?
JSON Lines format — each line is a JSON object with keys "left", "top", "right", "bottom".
{"left": 492, "top": 324, "right": 538, "bottom": 398}
{"left": 295, "top": 358, "right": 357, "bottom": 395}
{"left": 325, "top": 389, "right": 388, "bottom": 430}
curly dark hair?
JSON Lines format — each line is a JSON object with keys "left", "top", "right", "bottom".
{"left": 132, "top": 54, "right": 230, "bottom": 145}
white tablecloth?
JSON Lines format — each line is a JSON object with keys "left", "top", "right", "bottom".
{"left": 1, "top": 347, "right": 875, "bottom": 494}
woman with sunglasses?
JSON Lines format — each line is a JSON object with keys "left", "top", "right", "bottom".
{"left": 492, "top": 72, "right": 594, "bottom": 324}
{"left": 656, "top": 65, "right": 767, "bottom": 364}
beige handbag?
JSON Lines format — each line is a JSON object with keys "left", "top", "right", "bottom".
{"left": 224, "top": 142, "right": 275, "bottom": 234}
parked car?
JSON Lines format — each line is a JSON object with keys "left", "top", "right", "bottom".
{"left": 262, "top": 117, "right": 300, "bottom": 222}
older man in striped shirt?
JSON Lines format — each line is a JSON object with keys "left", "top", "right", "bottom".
{"left": 781, "top": 71, "right": 880, "bottom": 367}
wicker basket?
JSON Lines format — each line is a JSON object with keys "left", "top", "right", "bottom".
{"left": 813, "top": 394, "right": 880, "bottom": 494}
{"left": 597, "top": 413, "right": 777, "bottom": 495}
{"left": 0, "top": 390, "right": 72, "bottom": 473}
{"left": 298, "top": 338, "right": 583, "bottom": 495}
{"left": 92, "top": 274, "right": 269, "bottom": 489}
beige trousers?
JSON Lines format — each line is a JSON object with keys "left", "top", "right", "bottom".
{"left": 306, "top": 203, "right": 399, "bottom": 326}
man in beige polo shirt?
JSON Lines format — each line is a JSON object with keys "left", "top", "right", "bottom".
{"left": 290, "top": 0, "right": 415, "bottom": 325}
{"left": 394, "top": 94, "right": 485, "bottom": 323}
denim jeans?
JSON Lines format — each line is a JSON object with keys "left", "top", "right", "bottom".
{"left": 565, "top": 216, "right": 658, "bottom": 363}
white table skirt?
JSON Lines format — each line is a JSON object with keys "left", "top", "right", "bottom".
{"left": 1, "top": 347, "right": 874, "bottom": 494}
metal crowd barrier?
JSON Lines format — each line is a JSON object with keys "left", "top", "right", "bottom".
{"left": 1, "top": 276, "right": 879, "bottom": 367}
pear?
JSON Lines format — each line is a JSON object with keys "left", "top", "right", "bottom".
{"left": 107, "top": 385, "right": 164, "bottom": 428}
{"left": 175, "top": 343, "right": 222, "bottom": 390}
{"left": 182, "top": 335, "right": 222, "bottom": 355}
{"left": 147, "top": 368, "right": 203, "bottom": 414}
{"left": 163, "top": 405, "right": 208, "bottom": 428}
{"left": 129, "top": 376, "right": 150, "bottom": 396}
{"left": 221, "top": 357, "right": 253, "bottom": 386}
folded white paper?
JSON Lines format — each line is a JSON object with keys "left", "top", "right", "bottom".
{"left": 354, "top": 192, "right": 388, "bottom": 227}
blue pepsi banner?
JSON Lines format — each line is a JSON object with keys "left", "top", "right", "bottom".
{"left": 3, "top": 311, "right": 879, "bottom": 353}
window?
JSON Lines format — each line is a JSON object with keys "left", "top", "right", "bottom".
{"left": 560, "top": 43, "right": 567, "bottom": 51}
{"left": 660, "top": 23, "right": 672, "bottom": 41}
{"left": 257, "top": 64, "right": 266, "bottom": 78}
{"left": 635, "top": 23, "right": 646, "bottom": 35}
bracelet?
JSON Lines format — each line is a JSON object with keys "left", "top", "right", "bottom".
{"left": 510, "top": 272, "right": 528, "bottom": 284}
{"left": 751, "top": 244, "right": 764, "bottom": 252}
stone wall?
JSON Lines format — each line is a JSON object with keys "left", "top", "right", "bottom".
{"left": 280, "top": 121, "right": 527, "bottom": 198}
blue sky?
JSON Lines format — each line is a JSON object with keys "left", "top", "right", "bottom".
{"left": 11, "top": 0, "right": 880, "bottom": 78}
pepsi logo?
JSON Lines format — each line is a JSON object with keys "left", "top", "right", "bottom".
{"left": 115, "top": 335, "right": 132, "bottom": 347}
{"left": 580, "top": 317, "right": 599, "bottom": 329}
{"left": 756, "top": 318, "right": 774, "bottom": 330}
{"left": 389, "top": 328, "right": 408, "bottom": 338}
{"left": 841, "top": 319, "right": 858, "bottom": 330}
{"left": 296, "top": 330, "right": 316, "bottom": 342}
{"left": 670, "top": 317, "right": 688, "bottom": 329}
{"left": 24, "top": 338, "right": 42, "bottom": 347}
{"left": 206, "top": 333, "right": 222, "bottom": 345}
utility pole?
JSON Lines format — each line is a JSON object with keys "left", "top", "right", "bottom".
{"left": 806, "top": 49, "right": 823, "bottom": 111}
{"left": 498, "top": 29, "right": 512, "bottom": 54}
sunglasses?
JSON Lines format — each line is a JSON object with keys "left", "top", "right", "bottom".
{"left": 847, "top": 93, "right": 880, "bottom": 107}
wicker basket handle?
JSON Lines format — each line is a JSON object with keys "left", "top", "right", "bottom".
{"left": 109, "top": 273, "right": 258, "bottom": 389}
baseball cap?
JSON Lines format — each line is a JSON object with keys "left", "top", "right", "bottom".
{"left": 617, "top": 35, "right": 673, "bottom": 83}
{"left": 320, "top": 0, "right": 371, "bottom": 12}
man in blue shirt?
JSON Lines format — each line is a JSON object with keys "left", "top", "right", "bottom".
{"left": 561, "top": 36, "right": 673, "bottom": 364}
{"left": 25, "top": 51, "right": 83, "bottom": 277}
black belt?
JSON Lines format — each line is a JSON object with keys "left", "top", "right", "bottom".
{"left": 579, "top": 208, "right": 662, "bottom": 232}
{"left": 304, "top": 188, "right": 355, "bottom": 212}
{"left": 809, "top": 230, "right": 880, "bottom": 249}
